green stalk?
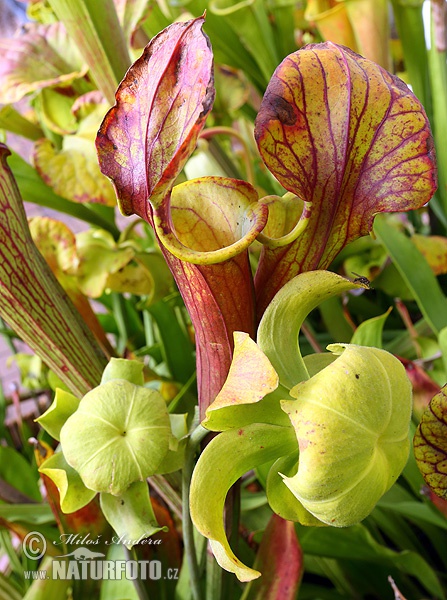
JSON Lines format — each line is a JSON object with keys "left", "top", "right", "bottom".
{"left": 390, "top": 0, "right": 431, "bottom": 113}
{"left": 0, "top": 107, "right": 43, "bottom": 141}
{"left": 111, "top": 293, "right": 129, "bottom": 355}
{"left": 47, "top": 0, "right": 130, "bottom": 105}
{"left": 428, "top": 1, "right": 447, "bottom": 226}
{"left": 182, "top": 424, "right": 208, "bottom": 600}
{"left": 207, "top": 138, "right": 242, "bottom": 180}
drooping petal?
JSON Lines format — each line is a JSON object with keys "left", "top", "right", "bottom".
{"left": 254, "top": 42, "right": 437, "bottom": 316}
{"left": 190, "top": 423, "right": 297, "bottom": 582}
{"left": 257, "top": 270, "right": 366, "bottom": 390}
{"left": 39, "top": 451, "right": 97, "bottom": 514}
{"left": 282, "top": 344, "right": 412, "bottom": 526}
{"left": 36, "top": 388, "right": 80, "bottom": 442}
{"left": 202, "top": 331, "right": 286, "bottom": 431}
{"left": 99, "top": 481, "right": 167, "bottom": 548}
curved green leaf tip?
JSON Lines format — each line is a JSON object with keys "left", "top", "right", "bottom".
{"left": 60, "top": 379, "right": 171, "bottom": 495}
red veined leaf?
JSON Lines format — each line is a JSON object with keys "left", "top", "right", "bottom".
{"left": 414, "top": 386, "right": 447, "bottom": 500}
{"left": 96, "top": 16, "right": 214, "bottom": 221}
{"left": 254, "top": 42, "right": 437, "bottom": 317}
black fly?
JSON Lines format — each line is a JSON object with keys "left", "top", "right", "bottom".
{"left": 351, "top": 272, "right": 372, "bottom": 289}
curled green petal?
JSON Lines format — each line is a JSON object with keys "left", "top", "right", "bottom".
{"left": 60, "top": 380, "right": 171, "bottom": 495}
{"left": 36, "top": 388, "right": 80, "bottom": 441}
{"left": 266, "top": 453, "right": 324, "bottom": 527}
{"left": 190, "top": 423, "right": 297, "bottom": 581}
{"left": 39, "top": 452, "right": 96, "bottom": 513}
{"left": 258, "top": 271, "right": 365, "bottom": 389}
{"left": 282, "top": 344, "right": 412, "bottom": 526}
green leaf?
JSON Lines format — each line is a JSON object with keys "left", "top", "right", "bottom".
{"left": 209, "top": 0, "right": 280, "bottom": 83}
{"left": 99, "top": 481, "right": 167, "bottom": 549}
{"left": 23, "top": 556, "right": 72, "bottom": 600}
{"left": 298, "top": 523, "right": 445, "bottom": 599}
{"left": 38, "top": 451, "right": 96, "bottom": 513}
{"left": 0, "top": 447, "right": 41, "bottom": 502}
{"left": 0, "top": 504, "right": 54, "bottom": 524}
{"left": 0, "top": 105, "right": 43, "bottom": 140}
{"left": 47, "top": 0, "right": 130, "bottom": 104}
{"left": 60, "top": 379, "right": 171, "bottom": 495}
{"left": 147, "top": 299, "right": 195, "bottom": 384}
{"left": 190, "top": 423, "right": 297, "bottom": 581}
{"left": 99, "top": 544, "right": 140, "bottom": 599}
{"left": 36, "top": 388, "right": 80, "bottom": 441}
{"left": 374, "top": 214, "right": 447, "bottom": 334}
{"left": 378, "top": 499, "right": 447, "bottom": 530}
{"left": 350, "top": 308, "right": 392, "bottom": 348}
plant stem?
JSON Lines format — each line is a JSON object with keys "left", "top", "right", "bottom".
{"left": 200, "top": 127, "right": 255, "bottom": 185}
{"left": 125, "top": 547, "right": 150, "bottom": 600}
{"left": 148, "top": 474, "right": 182, "bottom": 520}
{"left": 182, "top": 423, "right": 208, "bottom": 600}
{"left": 112, "top": 293, "right": 128, "bottom": 355}
{"left": 206, "top": 138, "right": 242, "bottom": 180}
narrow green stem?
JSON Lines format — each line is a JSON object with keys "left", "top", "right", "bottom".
{"left": 148, "top": 474, "right": 182, "bottom": 520}
{"left": 182, "top": 423, "right": 209, "bottom": 600}
{"left": 206, "top": 544, "right": 223, "bottom": 600}
{"left": 207, "top": 138, "right": 242, "bottom": 180}
{"left": 205, "top": 483, "right": 240, "bottom": 600}
{"left": 125, "top": 547, "right": 150, "bottom": 600}
{"left": 428, "top": 2, "right": 447, "bottom": 227}
{"left": 112, "top": 293, "right": 128, "bottom": 355}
